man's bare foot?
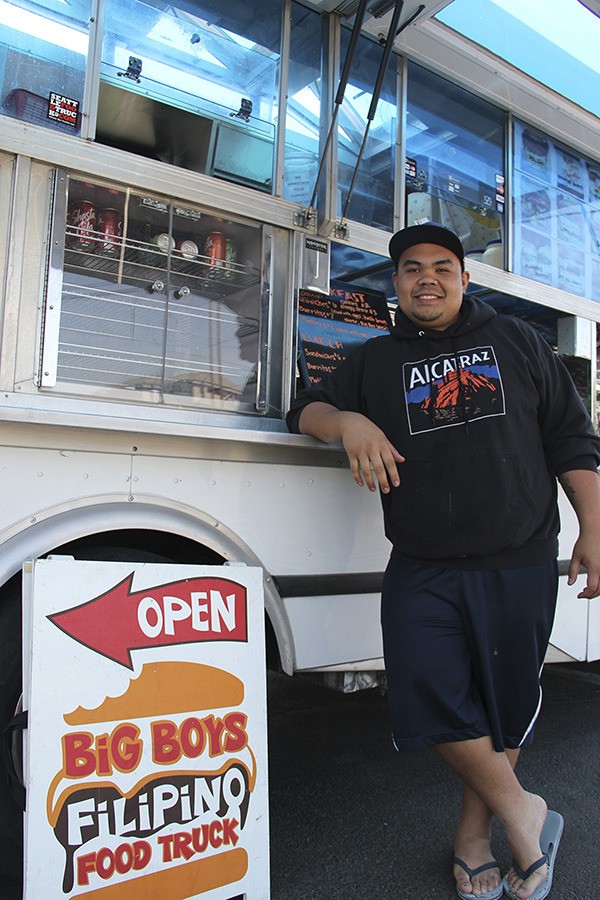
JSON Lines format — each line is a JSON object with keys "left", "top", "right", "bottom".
{"left": 504, "top": 793, "right": 548, "bottom": 899}
{"left": 453, "top": 836, "right": 501, "bottom": 897}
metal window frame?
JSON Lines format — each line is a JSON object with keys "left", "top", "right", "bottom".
{"left": 39, "top": 169, "right": 68, "bottom": 387}
{"left": 274, "top": 0, "right": 293, "bottom": 198}
{"left": 80, "top": 0, "right": 104, "bottom": 141}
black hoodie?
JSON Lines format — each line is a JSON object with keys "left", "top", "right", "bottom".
{"left": 287, "top": 298, "right": 600, "bottom": 569}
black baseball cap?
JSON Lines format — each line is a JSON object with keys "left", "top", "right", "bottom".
{"left": 389, "top": 223, "right": 465, "bottom": 270}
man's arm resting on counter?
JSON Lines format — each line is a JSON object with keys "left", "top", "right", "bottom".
{"left": 559, "top": 469, "right": 600, "bottom": 599}
{"left": 298, "top": 401, "right": 405, "bottom": 494}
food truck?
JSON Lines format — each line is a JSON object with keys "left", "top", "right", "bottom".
{"left": 1, "top": 0, "right": 600, "bottom": 885}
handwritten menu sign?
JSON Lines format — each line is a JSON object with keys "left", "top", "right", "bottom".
{"left": 298, "top": 281, "right": 392, "bottom": 385}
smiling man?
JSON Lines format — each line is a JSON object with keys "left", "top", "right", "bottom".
{"left": 392, "top": 230, "right": 469, "bottom": 331}
{"left": 286, "top": 223, "right": 600, "bottom": 900}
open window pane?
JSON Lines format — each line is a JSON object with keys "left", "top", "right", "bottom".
{"left": 406, "top": 62, "right": 505, "bottom": 265}
{"left": 337, "top": 32, "right": 397, "bottom": 230}
{"left": 97, "top": 0, "right": 281, "bottom": 190}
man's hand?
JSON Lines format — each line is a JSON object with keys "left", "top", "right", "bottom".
{"left": 339, "top": 412, "right": 404, "bottom": 493}
{"left": 298, "top": 403, "right": 404, "bottom": 493}
{"left": 560, "top": 470, "right": 600, "bottom": 599}
{"left": 568, "top": 530, "right": 600, "bottom": 598}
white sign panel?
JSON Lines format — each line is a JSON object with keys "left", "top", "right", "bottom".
{"left": 22, "top": 559, "right": 269, "bottom": 900}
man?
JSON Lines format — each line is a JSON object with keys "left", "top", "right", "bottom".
{"left": 286, "top": 223, "right": 600, "bottom": 900}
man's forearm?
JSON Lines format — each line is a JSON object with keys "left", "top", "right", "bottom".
{"left": 298, "top": 402, "right": 351, "bottom": 443}
{"left": 298, "top": 402, "right": 405, "bottom": 491}
{"left": 558, "top": 469, "right": 600, "bottom": 530}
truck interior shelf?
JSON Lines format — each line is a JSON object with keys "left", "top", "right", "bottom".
{"left": 64, "top": 233, "right": 260, "bottom": 298}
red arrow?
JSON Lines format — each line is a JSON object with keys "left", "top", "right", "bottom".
{"left": 48, "top": 574, "right": 248, "bottom": 669}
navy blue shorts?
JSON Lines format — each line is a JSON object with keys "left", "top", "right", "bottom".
{"left": 381, "top": 558, "right": 558, "bottom": 753}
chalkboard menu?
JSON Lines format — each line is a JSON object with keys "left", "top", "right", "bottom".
{"left": 298, "top": 280, "right": 392, "bottom": 385}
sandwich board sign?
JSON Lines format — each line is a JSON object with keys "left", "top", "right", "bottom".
{"left": 22, "top": 559, "right": 269, "bottom": 899}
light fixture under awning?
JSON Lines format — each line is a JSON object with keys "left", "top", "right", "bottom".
{"left": 299, "top": 0, "right": 454, "bottom": 25}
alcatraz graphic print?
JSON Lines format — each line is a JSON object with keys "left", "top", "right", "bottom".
{"left": 403, "top": 345, "right": 505, "bottom": 434}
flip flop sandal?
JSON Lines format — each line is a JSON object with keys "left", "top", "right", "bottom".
{"left": 502, "top": 810, "right": 564, "bottom": 900}
{"left": 454, "top": 857, "right": 503, "bottom": 900}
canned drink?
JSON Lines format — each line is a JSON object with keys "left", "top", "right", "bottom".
{"left": 203, "top": 231, "right": 226, "bottom": 267}
{"left": 176, "top": 239, "right": 198, "bottom": 259}
{"left": 96, "top": 208, "right": 122, "bottom": 257}
{"left": 225, "top": 238, "right": 237, "bottom": 271}
{"left": 151, "top": 233, "right": 175, "bottom": 254}
{"left": 68, "top": 200, "right": 96, "bottom": 251}
{"left": 137, "top": 233, "right": 174, "bottom": 266}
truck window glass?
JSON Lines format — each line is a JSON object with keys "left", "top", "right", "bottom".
{"left": 513, "top": 119, "right": 600, "bottom": 302}
{"left": 97, "top": 0, "right": 281, "bottom": 190}
{"left": 337, "top": 29, "right": 397, "bottom": 231}
{"left": 45, "top": 176, "right": 264, "bottom": 412}
{"left": 0, "top": 0, "right": 90, "bottom": 134}
{"left": 283, "top": 2, "right": 322, "bottom": 207}
{"left": 405, "top": 61, "right": 505, "bottom": 264}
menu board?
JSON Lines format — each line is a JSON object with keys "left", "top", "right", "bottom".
{"left": 298, "top": 281, "right": 392, "bottom": 385}
{"left": 513, "top": 120, "right": 600, "bottom": 301}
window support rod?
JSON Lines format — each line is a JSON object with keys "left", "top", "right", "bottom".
{"left": 338, "top": 3, "right": 426, "bottom": 233}
{"left": 306, "top": 0, "right": 370, "bottom": 216}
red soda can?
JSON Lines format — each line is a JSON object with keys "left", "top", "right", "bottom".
{"left": 96, "top": 207, "right": 122, "bottom": 256}
{"left": 203, "top": 231, "right": 226, "bottom": 267}
{"left": 68, "top": 200, "right": 96, "bottom": 251}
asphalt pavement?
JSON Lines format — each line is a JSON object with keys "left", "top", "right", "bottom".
{"left": 267, "top": 662, "right": 599, "bottom": 900}
{"left": 1, "top": 662, "right": 598, "bottom": 899}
